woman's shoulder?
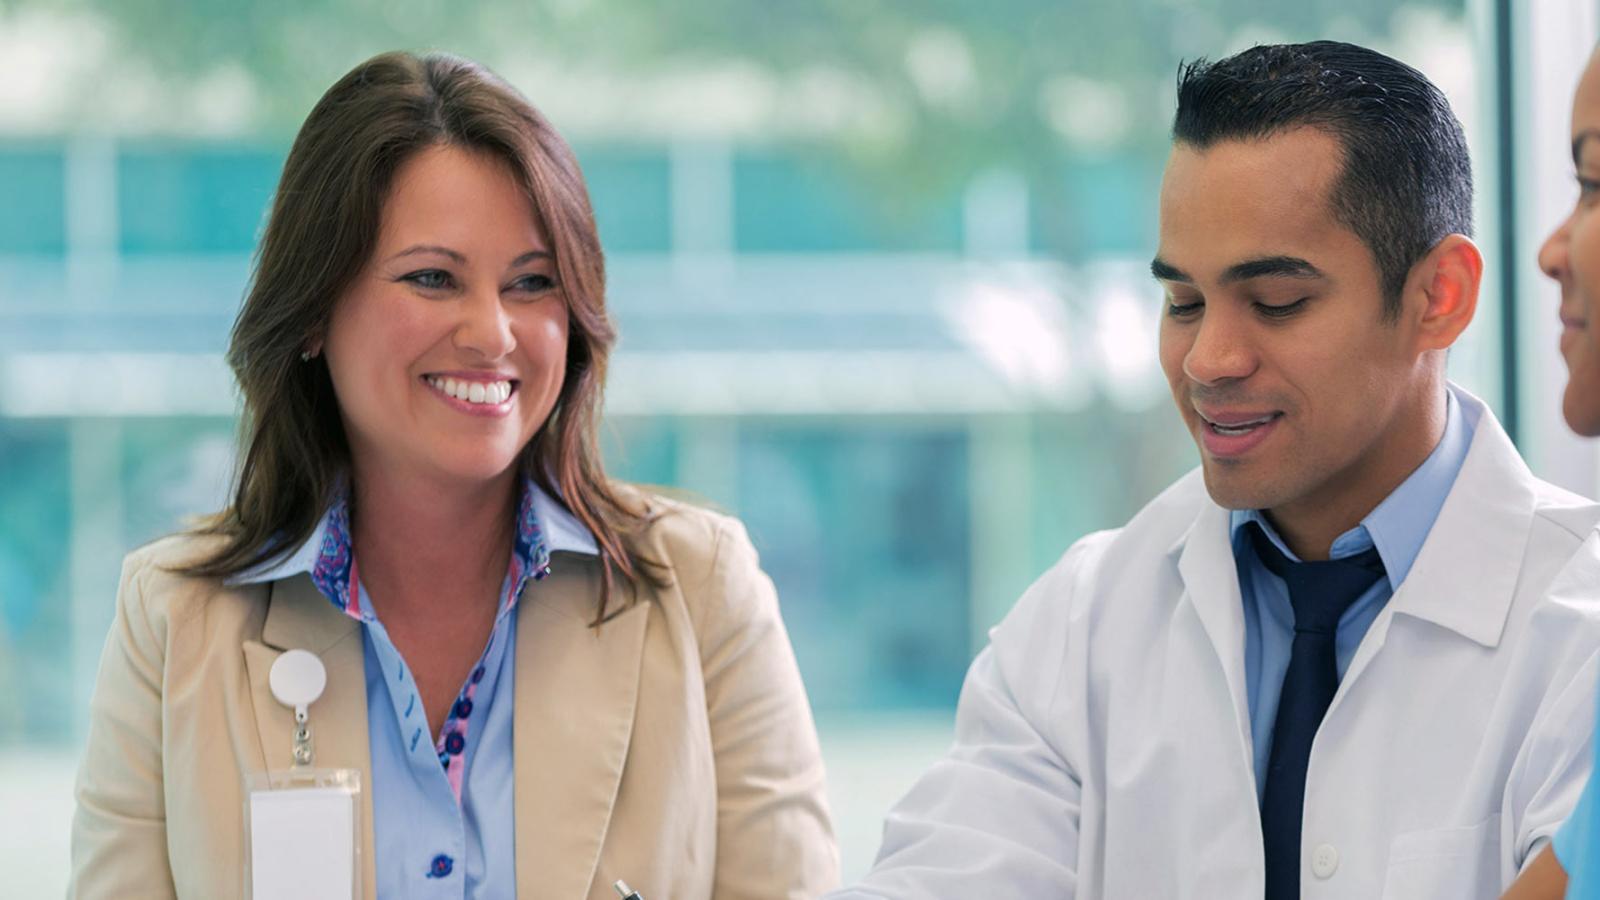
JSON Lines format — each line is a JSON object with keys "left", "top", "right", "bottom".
{"left": 125, "top": 528, "right": 228, "bottom": 567}
{"left": 610, "top": 483, "right": 778, "bottom": 633}
{"left": 612, "top": 482, "right": 752, "bottom": 566}
{"left": 116, "top": 531, "right": 258, "bottom": 627}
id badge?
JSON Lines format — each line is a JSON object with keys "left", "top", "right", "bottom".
{"left": 242, "top": 767, "right": 363, "bottom": 900}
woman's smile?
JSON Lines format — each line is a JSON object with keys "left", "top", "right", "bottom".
{"left": 422, "top": 372, "right": 518, "bottom": 417}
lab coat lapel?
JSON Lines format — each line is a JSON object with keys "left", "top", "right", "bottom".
{"left": 513, "top": 552, "right": 649, "bottom": 899}
{"left": 242, "top": 573, "right": 377, "bottom": 900}
{"left": 1174, "top": 502, "right": 1255, "bottom": 755}
{"left": 1386, "top": 402, "right": 1531, "bottom": 647}
{"left": 1340, "top": 399, "right": 1533, "bottom": 693}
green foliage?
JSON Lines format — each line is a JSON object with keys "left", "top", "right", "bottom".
{"left": 10, "top": 0, "right": 1460, "bottom": 246}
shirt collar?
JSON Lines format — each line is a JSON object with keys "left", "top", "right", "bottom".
{"left": 1229, "top": 385, "right": 1476, "bottom": 587}
{"left": 227, "top": 475, "right": 599, "bottom": 588}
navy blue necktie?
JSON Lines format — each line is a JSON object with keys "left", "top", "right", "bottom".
{"left": 1248, "top": 524, "right": 1386, "bottom": 900}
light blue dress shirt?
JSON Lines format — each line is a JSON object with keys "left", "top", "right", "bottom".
{"left": 233, "top": 478, "right": 599, "bottom": 898}
{"left": 1228, "top": 388, "right": 1475, "bottom": 799}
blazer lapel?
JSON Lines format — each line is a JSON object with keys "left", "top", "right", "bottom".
{"left": 242, "top": 572, "right": 377, "bottom": 900}
{"left": 513, "top": 552, "right": 650, "bottom": 899}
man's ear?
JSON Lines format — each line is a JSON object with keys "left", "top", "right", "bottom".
{"left": 1407, "top": 234, "right": 1482, "bottom": 351}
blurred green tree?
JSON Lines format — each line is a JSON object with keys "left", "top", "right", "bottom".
{"left": 9, "top": 0, "right": 1461, "bottom": 254}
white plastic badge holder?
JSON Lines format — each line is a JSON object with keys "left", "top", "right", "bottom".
{"left": 243, "top": 767, "right": 362, "bottom": 900}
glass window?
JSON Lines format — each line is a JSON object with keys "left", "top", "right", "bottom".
{"left": 580, "top": 146, "right": 674, "bottom": 253}
{"left": 734, "top": 152, "right": 965, "bottom": 253}
{"left": 0, "top": 148, "right": 66, "bottom": 254}
{"left": 118, "top": 146, "right": 283, "bottom": 255}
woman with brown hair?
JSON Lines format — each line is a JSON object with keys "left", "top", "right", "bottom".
{"left": 68, "top": 51, "right": 837, "bottom": 899}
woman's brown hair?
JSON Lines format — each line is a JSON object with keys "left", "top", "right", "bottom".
{"left": 181, "top": 50, "right": 654, "bottom": 617}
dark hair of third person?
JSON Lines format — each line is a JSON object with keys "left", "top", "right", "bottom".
{"left": 1173, "top": 40, "right": 1474, "bottom": 320}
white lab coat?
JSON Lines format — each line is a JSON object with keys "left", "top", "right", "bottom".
{"left": 837, "top": 389, "right": 1600, "bottom": 899}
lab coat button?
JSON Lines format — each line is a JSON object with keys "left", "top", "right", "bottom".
{"left": 1311, "top": 843, "right": 1339, "bottom": 878}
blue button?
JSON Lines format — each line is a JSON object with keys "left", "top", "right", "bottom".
{"left": 427, "top": 854, "right": 454, "bottom": 878}
{"left": 471, "top": 666, "right": 486, "bottom": 684}
{"left": 444, "top": 731, "right": 466, "bottom": 755}
{"left": 452, "top": 698, "right": 474, "bottom": 719}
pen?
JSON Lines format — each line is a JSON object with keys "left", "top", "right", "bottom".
{"left": 614, "top": 880, "right": 644, "bottom": 900}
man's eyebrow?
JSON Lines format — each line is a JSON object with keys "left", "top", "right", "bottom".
{"left": 1150, "top": 258, "right": 1191, "bottom": 282}
{"left": 1574, "top": 129, "right": 1600, "bottom": 166}
{"left": 1150, "top": 256, "right": 1324, "bottom": 285}
{"left": 1219, "top": 256, "right": 1324, "bottom": 285}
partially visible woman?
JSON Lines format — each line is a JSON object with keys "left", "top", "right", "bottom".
{"left": 68, "top": 51, "right": 837, "bottom": 899}
{"left": 1542, "top": 46, "right": 1600, "bottom": 441}
{"left": 1501, "top": 41, "right": 1600, "bottom": 900}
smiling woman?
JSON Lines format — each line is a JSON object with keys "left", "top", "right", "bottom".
{"left": 66, "top": 51, "right": 838, "bottom": 899}
{"left": 1540, "top": 47, "right": 1600, "bottom": 439}
{"left": 1501, "top": 41, "right": 1600, "bottom": 900}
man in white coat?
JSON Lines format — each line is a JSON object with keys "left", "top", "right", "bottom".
{"left": 833, "top": 41, "right": 1600, "bottom": 899}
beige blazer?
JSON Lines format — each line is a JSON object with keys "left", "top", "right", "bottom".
{"left": 69, "top": 495, "right": 839, "bottom": 898}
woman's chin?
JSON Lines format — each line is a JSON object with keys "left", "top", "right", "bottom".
{"left": 415, "top": 445, "right": 527, "bottom": 487}
{"left": 1563, "top": 379, "right": 1600, "bottom": 437}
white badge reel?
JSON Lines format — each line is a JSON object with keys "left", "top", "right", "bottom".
{"left": 243, "top": 648, "right": 362, "bottom": 900}
{"left": 269, "top": 648, "right": 326, "bottom": 766}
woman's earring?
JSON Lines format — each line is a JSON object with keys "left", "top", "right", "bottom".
{"left": 300, "top": 350, "right": 313, "bottom": 362}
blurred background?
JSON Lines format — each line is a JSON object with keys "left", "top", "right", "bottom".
{"left": 0, "top": 0, "right": 1595, "bottom": 892}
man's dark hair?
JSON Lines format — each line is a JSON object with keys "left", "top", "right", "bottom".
{"left": 1172, "top": 40, "right": 1473, "bottom": 320}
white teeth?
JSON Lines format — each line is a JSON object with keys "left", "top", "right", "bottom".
{"left": 1210, "top": 415, "right": 1275, "bottom": 435}
{"left": 1211, "top": 415, "right": 1273, "bottom": 426}
{"left": 426, "top": 376, "right": 513, "bottom": 405}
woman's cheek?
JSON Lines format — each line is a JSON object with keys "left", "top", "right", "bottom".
{"left": 1572, "top": 209, "right": 1600, "bottom": 310}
